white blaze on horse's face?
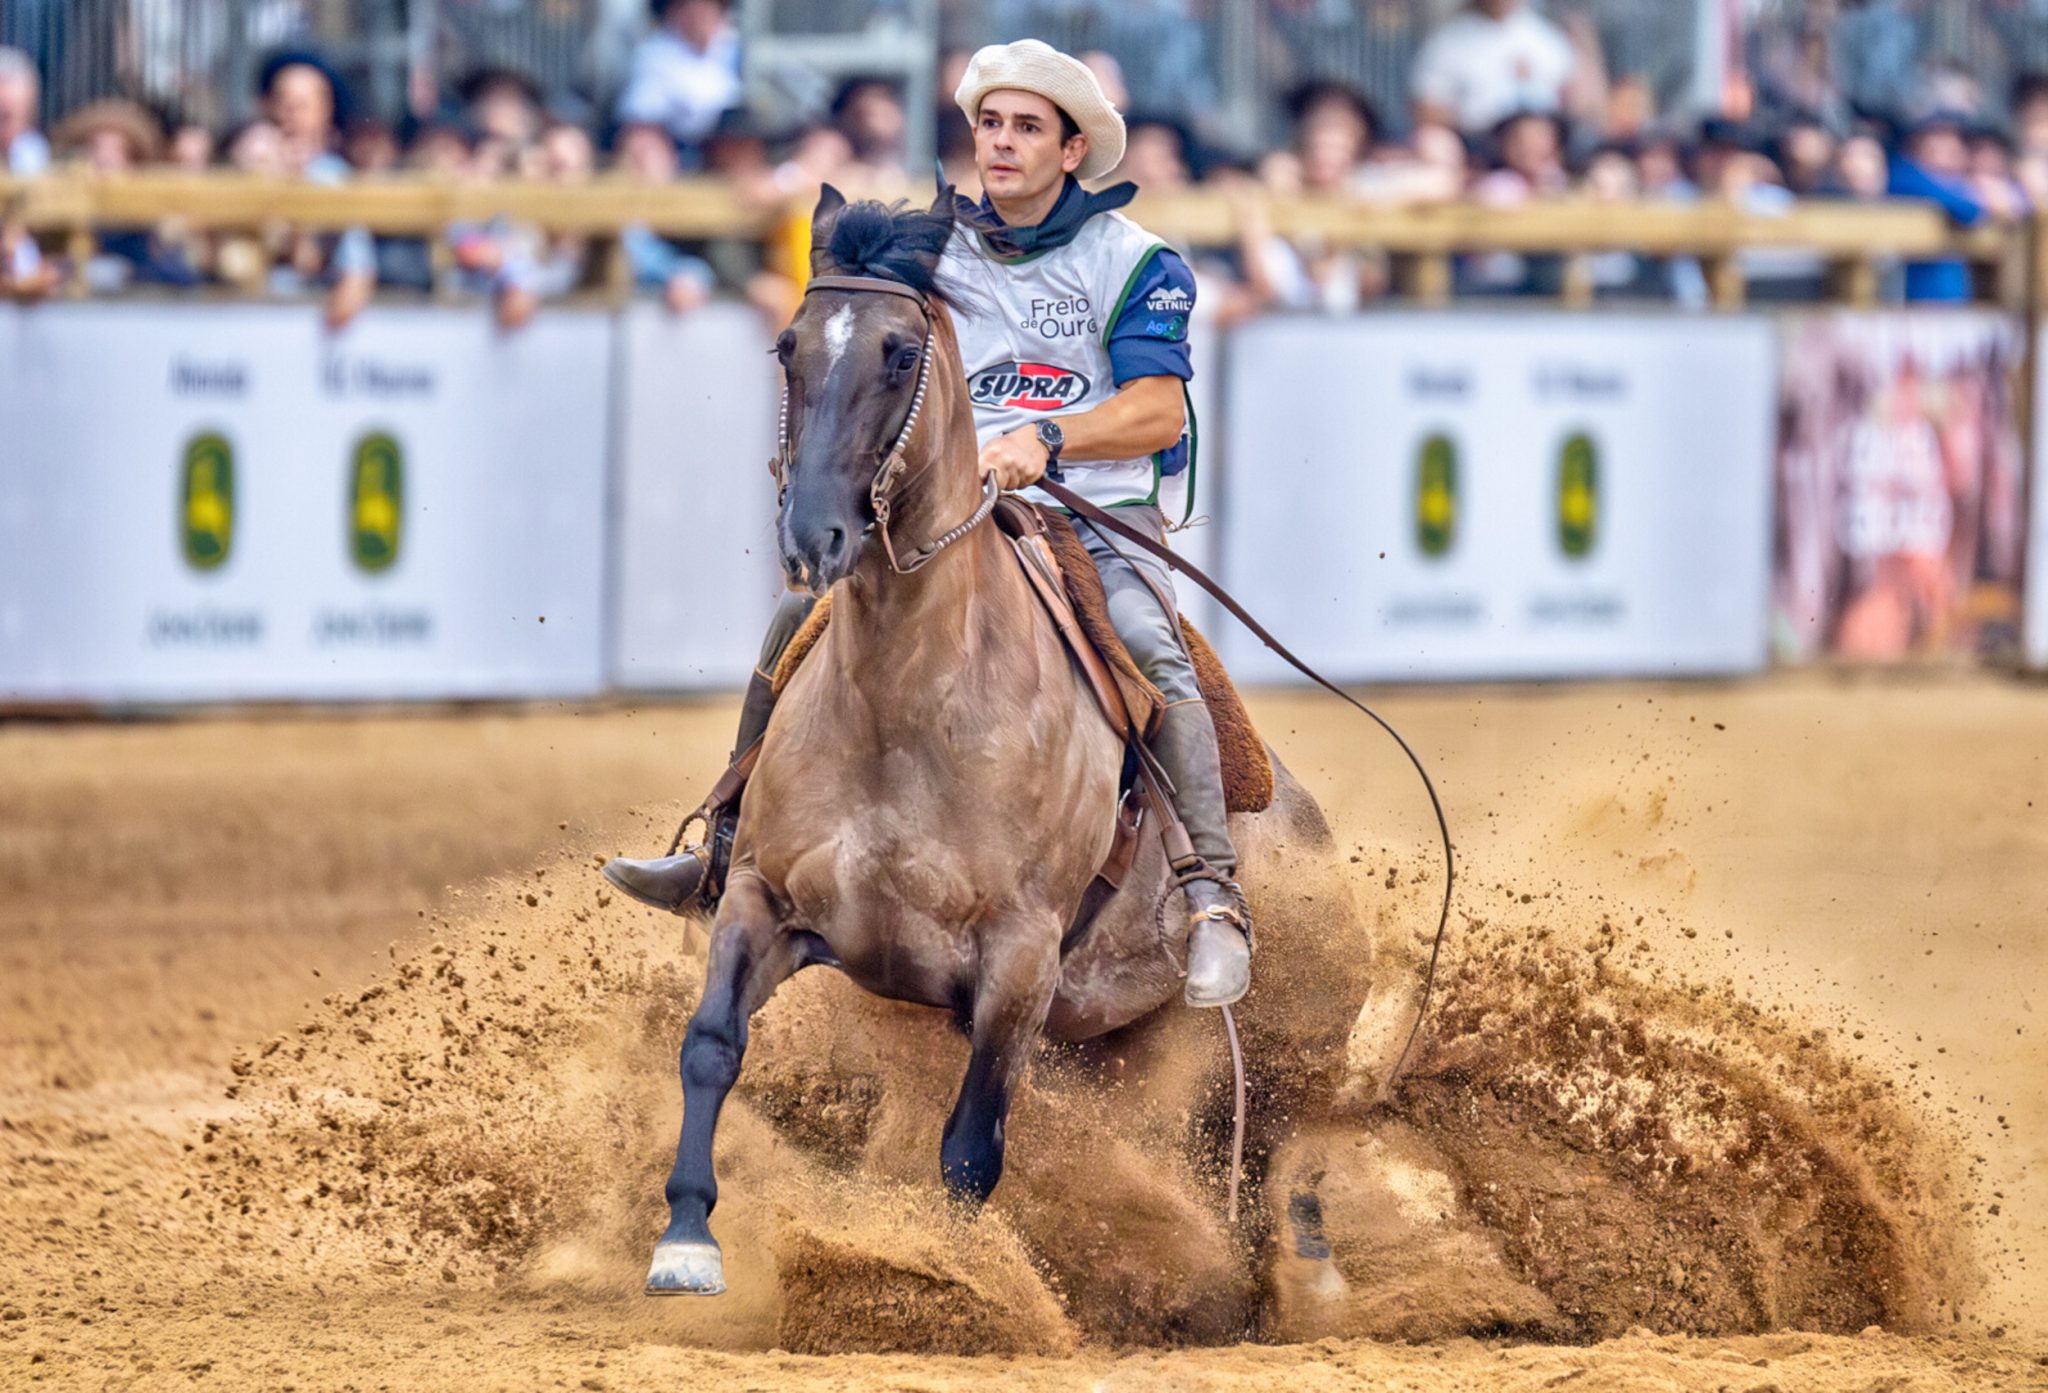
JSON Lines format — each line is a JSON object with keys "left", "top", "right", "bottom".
{"left": 779, "top": 296, "right": 894, "bottom": 595}
{"left": 821, "top": 303, "right": 856, "bottom": 375}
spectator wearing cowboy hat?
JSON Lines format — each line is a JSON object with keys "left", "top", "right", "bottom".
{"left": 53, "top": 101, "right": 208, "bottom": 290}
{"left": 53, "top": 99, "right": 164, "bottom": 171}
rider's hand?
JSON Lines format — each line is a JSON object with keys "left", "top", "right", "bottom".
{"left": 980, "top": 425, "right": 1050, "bottom": 492}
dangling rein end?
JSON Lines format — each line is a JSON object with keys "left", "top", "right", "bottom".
{"left": 1221, "top": 1002, "right": 1246, "bottom": 1226}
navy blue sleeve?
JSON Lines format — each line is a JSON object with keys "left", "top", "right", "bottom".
{"left": 1887, "top": 158, "right": 1987, "bottom": 226}
{"left": 1106, "top": 247, "right": 1196, "bottom": 385}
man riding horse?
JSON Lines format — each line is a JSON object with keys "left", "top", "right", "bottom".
{"left": 605, "top": 39, "right": 1253, "bottom": 1008}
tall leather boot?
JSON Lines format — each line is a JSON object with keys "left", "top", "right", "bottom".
{"left": 603, "top": 671, "right": 778, "bottom": 913}
{"left": 1150, "top": 701, "right": 1253, "bottom": 1007}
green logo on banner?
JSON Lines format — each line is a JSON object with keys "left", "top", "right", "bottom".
{"left": 180, "top": 431, "right": 235, "bottom": 571}
{"left": 349, "top": 431, "right": 404, "bottom": 574}
{"left": 1557, "top": 430, "right": 1599, "bottom": 559}
{"left": 1415, "top": 432, "right": 1458, "bottom": 558}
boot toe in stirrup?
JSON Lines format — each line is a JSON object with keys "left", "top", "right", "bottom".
{"left": 602, "top": 851, "right": 710, "bottom": 913}
{"left": 1184, "top": 907, "right": 1252, "bottom": 1008}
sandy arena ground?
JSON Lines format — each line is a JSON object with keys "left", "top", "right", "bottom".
{"left": 3, "top": 673, "right": 2046, "bottom": 1390}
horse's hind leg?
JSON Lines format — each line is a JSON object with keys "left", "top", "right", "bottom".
{"left": 940, "top": 917, "right": 1060, "bottom": 1205}
{"left": 647, "top": 872, "right": 809, "bottom": 1296}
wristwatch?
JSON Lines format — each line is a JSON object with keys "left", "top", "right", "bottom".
{"left": 1035, "top": 419, "right": 1065, "bottom": 468}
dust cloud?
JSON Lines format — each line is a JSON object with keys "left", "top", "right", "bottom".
{"left": 2, "top": 687, "right": 2040, "bottom": 1390}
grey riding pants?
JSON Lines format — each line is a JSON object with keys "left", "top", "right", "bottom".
{"left": 1068, "top": 504, "right": 1203, "bottom": 705}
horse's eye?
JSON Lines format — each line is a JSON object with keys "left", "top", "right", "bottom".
{"left": 892, "top": 346, "right": 921, "bottom": 376}
{"left": 774, "top": 332, "right": 795, "bottom": 363}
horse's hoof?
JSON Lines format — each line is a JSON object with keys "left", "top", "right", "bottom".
{"left": 645, "top": 1240, "right": 725, "bottom": 1295}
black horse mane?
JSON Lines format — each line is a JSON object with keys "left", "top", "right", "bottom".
{"left": 820, "top": 198, "right": 962, "bottom": 306}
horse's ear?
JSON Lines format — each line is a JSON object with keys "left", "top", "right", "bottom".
{"left": 812, "top": 183, "right": 847, "bottom": 228}
{"left": 929, "top": 179, "right": 957, "bottom": 224}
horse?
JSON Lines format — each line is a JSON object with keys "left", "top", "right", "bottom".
{"left": 645, "top": 187, "right": 1347, "bottom": 1296}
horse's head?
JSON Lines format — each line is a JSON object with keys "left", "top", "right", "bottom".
{"left": 775, "top": 184, "right": 958, "bottom": 594}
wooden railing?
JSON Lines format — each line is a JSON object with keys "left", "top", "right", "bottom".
{"left": 0, "top": 171, "right": 2032, "bottom": 311}
{"left": 1133, "top": 189, "right": 2025, "bottom": 310}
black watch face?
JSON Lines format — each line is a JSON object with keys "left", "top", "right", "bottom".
{"left": 1039, "top": 421, "right": 1064, "bottom": 451}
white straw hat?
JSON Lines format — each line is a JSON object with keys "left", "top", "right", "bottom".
{"left": 953, "top": 39, "right": 1126, "bottom": 182}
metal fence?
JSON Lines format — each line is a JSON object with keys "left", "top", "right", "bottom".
{"left": 2, "top": 0, "right": 596, "bottom": 129}
{"left": 7, "top": 0, "right": 390, "bottom": 127}
{"left": 6, "top": 0, "right": 2046, "bottom": 148}
{"left": 1742, "top": 0, "right": 2048, "bottom": 126}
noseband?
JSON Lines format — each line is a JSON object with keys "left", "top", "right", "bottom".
{"left": 775, "top": 273, "right": 1002, "bottom": 576}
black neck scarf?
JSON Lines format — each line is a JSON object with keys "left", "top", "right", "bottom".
{"left": 957, "top": 174, "right": 1138, "bottom": 259}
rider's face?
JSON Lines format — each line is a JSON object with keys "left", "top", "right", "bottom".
{"left": 973, "top": 89, "right": 1085, "bottom": 205}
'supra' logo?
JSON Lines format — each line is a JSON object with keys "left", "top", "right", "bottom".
{"left": 969, "top": 361, "right": 1091, "bottom": 411}
{"left": 1414, "top": 432, "right": 1458, "bottom": 558}
{"left": 1557, "top": 430, "right": 1599, "bottom": 559}
{"left": 179, "top": 431, "right": 235, "bottom": 572}
{"left": 349, "top": 431, "right": 405, "bottom": 574}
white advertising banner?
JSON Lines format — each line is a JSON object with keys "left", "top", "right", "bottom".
{"left": 1214, "top": 314, "right": 1776, "bottom": 682}
{"left": 609, "top": 301, "right": 785, "bottom": 690}
{"left": 0, "top": 303, "right": 609, "bottom": 702}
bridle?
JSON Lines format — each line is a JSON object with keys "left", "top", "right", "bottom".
{"left": 774, "top": 273, "right": 1002, "bottom": 576}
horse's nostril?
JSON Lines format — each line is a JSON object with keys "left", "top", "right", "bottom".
{"left": 823, "top": 527, "right": 846, "bottom": 562}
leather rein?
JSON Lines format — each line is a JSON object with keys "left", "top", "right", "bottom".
{"left": 1039, "top": 476, "right": 1456, "bottom": 1090}
{"left": 775, "top": 273, "right": 1001, "bottom": 576}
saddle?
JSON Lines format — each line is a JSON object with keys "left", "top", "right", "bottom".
{"left": 771, "top": 499, "right": 1274, "bottom": 888}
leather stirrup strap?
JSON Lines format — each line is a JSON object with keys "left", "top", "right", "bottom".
{"left": 664, "top": 736, "right": 766, "bottom": 857}
{"left": 1134, "top": 743, "right": 1198, "bottom": 872}
{"left": 707, "top": 737, "right": 764, "bottom": 808}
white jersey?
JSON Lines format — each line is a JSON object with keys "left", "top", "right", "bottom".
{"left": 938, "top": 210, "right": 1192, "bottom": 516}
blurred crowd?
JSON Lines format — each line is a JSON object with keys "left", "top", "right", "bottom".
{"left": 0, "top": 0, "right": 2039, "bottom": 323}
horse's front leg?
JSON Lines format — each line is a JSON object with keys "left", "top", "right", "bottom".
{"left": 647, "top": 871, "right": 811, "bottom": 1295}
{"left": 940, "top": 914, "right": 1061, "bottom": 1205}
